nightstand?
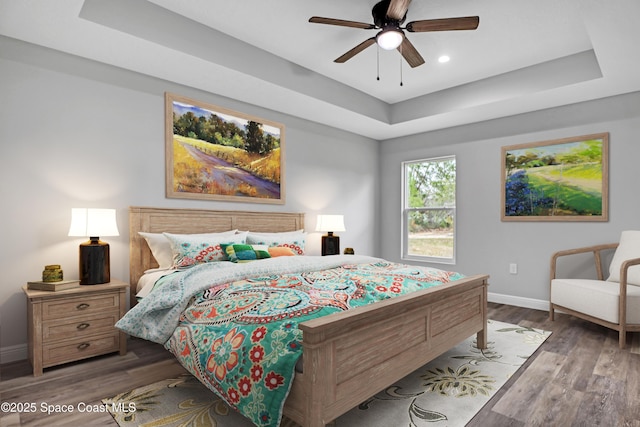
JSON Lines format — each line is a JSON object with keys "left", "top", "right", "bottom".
{"left": 22, "top": 279, "right": 129, "bottom": 376}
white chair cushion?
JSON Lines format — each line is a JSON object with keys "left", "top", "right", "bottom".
{"left": 551, "top": 278, "right": 640, "bottom": 324}
{"left": 607, "top": 230, "right": 640, "bottom": 285}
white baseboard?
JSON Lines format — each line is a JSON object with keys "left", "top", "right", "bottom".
{"left": 488, "top": 292, "right": 549, "bottom": 312}
{"left": 1, "top": 343, "right": 28, "bottom": 364}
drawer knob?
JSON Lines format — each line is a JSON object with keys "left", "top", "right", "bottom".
{"left": 77, "top": 323, "right": 90, "bottom": 330}
{"left": 76, "top": 303, "right": 90, "bottom": 310}
{"left": 77, "top": 343, "right": 90, "bottom": 350}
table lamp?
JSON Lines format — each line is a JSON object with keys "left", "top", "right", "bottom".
{"left": 68, "top": 208, "right": 119, "bottom": 285}
{"left": 315, "top": 214, "right": 345, "bottom": 256}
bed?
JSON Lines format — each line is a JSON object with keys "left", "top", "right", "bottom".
{"left": 124, "top": 206, "right": 489, "bottom": 427}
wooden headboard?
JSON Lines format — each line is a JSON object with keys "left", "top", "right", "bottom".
{"left": 129, "top": 206, "right": 305, "bottom": 304}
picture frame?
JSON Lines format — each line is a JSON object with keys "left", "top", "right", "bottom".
{"left": 501, "top": 133, "right": 608, "bottom": 222}
{"left": 165, "top": 92, "right": 285, "bottom": 204}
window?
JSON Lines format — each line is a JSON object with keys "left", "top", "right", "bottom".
{"left": 402, "top": 156, "right": 456, "bottom": 264}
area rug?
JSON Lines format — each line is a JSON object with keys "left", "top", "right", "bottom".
{"left": 103, "top": 320, "right": 550, "bottom": 427}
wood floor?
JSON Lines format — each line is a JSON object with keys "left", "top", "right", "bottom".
{"left": 1, "top": 302, "right": 639, "bottom": 426}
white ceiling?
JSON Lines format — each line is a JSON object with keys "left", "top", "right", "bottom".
{"left": 1, "top": 0, "right": 639, "bottom": 140}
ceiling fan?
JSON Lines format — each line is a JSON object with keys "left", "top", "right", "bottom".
{"left": 309, "top": 0, "right": 479, "bottom": 68}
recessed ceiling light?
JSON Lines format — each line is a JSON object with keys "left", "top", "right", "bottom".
{"left": 438, "top": 55, "right": 450, "bottom": 63}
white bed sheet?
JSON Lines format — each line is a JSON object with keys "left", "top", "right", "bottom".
{"left": 136, "top": 268, "right": 177, "bottom": 298}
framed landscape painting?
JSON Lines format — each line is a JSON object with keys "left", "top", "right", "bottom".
{"left": 165, "top": 92, "right": 285, "bottom": 204}
{"left": 501, "top": 133, "right": 608, "bottom": 222}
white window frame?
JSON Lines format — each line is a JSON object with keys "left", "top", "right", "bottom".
{"left": 401, "top": 155, "right": 456, "bottom": 265}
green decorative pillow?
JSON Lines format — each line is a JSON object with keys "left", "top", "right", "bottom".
{"left": 221, "top": 244, "right": 272, "bottom": 263}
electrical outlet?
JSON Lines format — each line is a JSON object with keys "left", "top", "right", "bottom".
{"left": 509, "top": 263, "right": 518, "bottom": 275}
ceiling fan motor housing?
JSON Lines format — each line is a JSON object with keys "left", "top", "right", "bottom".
{"left": 373, "top": 0, "right": 406, "bottom": 28}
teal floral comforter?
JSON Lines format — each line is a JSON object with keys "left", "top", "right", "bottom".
{"left": 116, "top": 255, "right": 463, "bottom": 427}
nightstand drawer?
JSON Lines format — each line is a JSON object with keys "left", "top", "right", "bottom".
{"left": 42, "top": 332, "right": 120, "bottom": 366}
{"left": 42, "top": 313, "right": 120, "bottom": 342}
{"left": 41, "top": 293, "right": 120, "bottom": 320}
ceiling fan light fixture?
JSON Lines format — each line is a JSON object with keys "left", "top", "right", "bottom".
{"left": 376, "top": 28, "right": 403, "bottom": 50}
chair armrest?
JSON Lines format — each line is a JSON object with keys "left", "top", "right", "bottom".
{"left": 620, "top": 257, "right": 640, "bottom": 285}
{"left": 617, "top": 257, "right": 640, "bottom": 326}
{"left": 550, "top": 243, "right": 618, "bottom": 281}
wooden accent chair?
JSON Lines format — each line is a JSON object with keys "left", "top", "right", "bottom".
{"left": 549, "top": 231, "right": 640, "bottom": 349}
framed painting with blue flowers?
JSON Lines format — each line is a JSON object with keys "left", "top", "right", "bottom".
{"left": 501, "top": 133, "right": 608, "bottom": 222}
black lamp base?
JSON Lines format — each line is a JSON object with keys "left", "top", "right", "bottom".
{"left": 321, "top": 233, "right": 340, "bottom": 256}
{"left": 79, "top": 238, "right": 110, "bottom": 285}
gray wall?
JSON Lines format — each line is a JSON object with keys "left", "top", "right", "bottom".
{"left": 380, "top": 92, "right": 640, "bottom": 307}
{"left": 0, "top": 40, "right": 379, "bottom": 361}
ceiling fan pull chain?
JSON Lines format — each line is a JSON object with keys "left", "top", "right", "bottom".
{"left": 399, "top": 45, "right": 404, "bottom": 86}
{"left": 377, "top": 46, "right": 381, "bottom": 81}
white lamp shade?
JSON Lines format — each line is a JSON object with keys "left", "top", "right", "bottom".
{"left": 315, "top": 215, "right": 346, "bottom": 233}
{"left": 68, "top": 208, "right": 120, "bottom": 237}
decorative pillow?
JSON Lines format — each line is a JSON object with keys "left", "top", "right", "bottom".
{"left": 140, "top": 230, "right": 237, "bottom": 269}
{"left": 164, "top": 231, "right": 247, "bottom": 269}
{"left": 267, "top": 247, "right": 296, "bottom": 257}
{"left": 246, "top": 230, "right": 306, "bottom": 255}
{"left": 607, "top": 230, "right": 640, "bottom": 286}
{"left": 221, "top": 244, "right": 271, "bottom": 263}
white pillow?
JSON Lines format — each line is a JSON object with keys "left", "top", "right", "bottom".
{"left": 245, "top": 229, "right": 304, "bottom": 236}
{"left": 607, "top": 230, "right": 640, "bottom": 285}
{"left": 138, "top": 232, "right": 174, "bottom": 269}
{"left": 139, "top": 230, "right": 237, "bottom": 269}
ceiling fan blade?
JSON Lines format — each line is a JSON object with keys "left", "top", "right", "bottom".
{"left": 406, "top": 16, "right": 479, "bottom": 32}
{"left": 335, "top": 38, "right": 377, "bottom": 63}
{"left": 309, "top": 16, "right": 375, "bottom": 30}
{"left": 386, "top": 0, "right": 411, "bottom": 21}
{"left": 397, "top": 37, "right": 425, "bottom": 68}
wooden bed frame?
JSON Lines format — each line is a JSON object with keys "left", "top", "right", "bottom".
{"left": 129, "top": 206, "right": 489, "bottom": 427}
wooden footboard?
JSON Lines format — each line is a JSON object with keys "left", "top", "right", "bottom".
{"left": 284, "top": 274, "right": 489, "bottom": 427}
